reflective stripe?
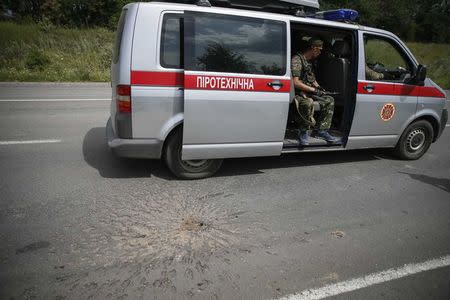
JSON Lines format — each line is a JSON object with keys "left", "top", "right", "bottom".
{"left": 131, "top": 71, "right": 183, "bottom": 86}
{"left": 131, "top": 71, "right": 290, "bottom": 92}
{"left": 358, "top": 82, "right": 446, "bottom": 98}
{"left": 185, "top": 74, "right": 290, "bottom": 92}
{"left": 419, "top": 86, "right": 447, "bottom": 98}
{"left": 357, "top": 82, "right": 394, "bottom": 95}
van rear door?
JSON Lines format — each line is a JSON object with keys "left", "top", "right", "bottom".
{"left": 182, "top": 11, "right": 290, "bottom": 160}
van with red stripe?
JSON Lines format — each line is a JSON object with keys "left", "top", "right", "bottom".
{"left": 107, "top": 0, "right": 447, "bottom": 179}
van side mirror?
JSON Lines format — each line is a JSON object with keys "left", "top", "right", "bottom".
{"left": 415, "top": 64, "right": 427, "bottom": 86}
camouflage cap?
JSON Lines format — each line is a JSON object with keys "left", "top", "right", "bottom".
{"left": 309, "top": 37, "right": 324, "bottom": 47}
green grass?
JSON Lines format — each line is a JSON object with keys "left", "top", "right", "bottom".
{"left": 407, "top": 43, "right": 450, "bottom": 89}
{"left": 366, "top": 39, "right": 409, "bottom": 68}
{"left": 0, "top": 22, "right": 114, "bottom": 82}
{"left": 0, "top": 22, "right": 449, "bottom": 88}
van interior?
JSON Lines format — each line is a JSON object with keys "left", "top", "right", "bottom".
{"left": 284, "top": 22, "right": 358, "bottom": 149}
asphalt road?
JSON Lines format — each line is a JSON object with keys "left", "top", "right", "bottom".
{"left": 0, "top": 83, "right": 449, "bottom": 300}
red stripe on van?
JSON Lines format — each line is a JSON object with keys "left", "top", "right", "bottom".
{"left": 394, "top": 84, "right": 421, "bottom": 96}
{"left": 419, "top": 86, "right": 446, "bottom": 98}
{"left": 184, "top": 74, "right": 290, "bottom": 93}
{"left": 394, "top": 84, "right": 446, "bottom": 98}
{"left": 358, "top": 82, "right": 445, "bottom": 98}
{"left": 357, "top": 82, "right": 395, "bottom": 95}
{"left": 131, "top": 71, "right": 183, "bottom": 86}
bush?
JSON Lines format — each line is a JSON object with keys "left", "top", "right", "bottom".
{"left": 0, "top": 21, "right": 114, "bottom": 81}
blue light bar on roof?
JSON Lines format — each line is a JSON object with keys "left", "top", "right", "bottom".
{"left": 314, "top": 9, "right": 359, "bottom": 22}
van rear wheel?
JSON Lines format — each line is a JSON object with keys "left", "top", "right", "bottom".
{"left": 394, "top": 120, "right": 433, "bottom": 160}
{"left": 164, "top": 129, "right": 223, "bottom": 179}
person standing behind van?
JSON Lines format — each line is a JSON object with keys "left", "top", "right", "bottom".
{"left": 291, "top": 37, "right": 339, "bottom": 146}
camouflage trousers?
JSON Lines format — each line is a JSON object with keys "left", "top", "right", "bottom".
{"left": 293, "top": 94, "right": 335, "bottom": 132}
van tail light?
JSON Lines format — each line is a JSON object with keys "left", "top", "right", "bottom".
{"left": 117, "top": 85, "right": 131, "bottom": 113}
{"left": 115, "top": 84, "right": 132, "bottom": 138}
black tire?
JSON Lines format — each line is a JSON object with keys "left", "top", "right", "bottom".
{"left": 394, "top": 120, "right": 433, "bottom": 160}
{"left": 164, "top": 128, "right": 223, "bottom": 179}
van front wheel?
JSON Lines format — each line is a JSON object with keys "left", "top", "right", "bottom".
{"left": 394, "top": 120, "right": 433, "bottom": 160}
{"left": 164, "top": 129, "right": 223, "bottom": 179}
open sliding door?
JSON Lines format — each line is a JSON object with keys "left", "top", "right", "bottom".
{"left": 182, "top": 11, "right": 291, "bottom": 160}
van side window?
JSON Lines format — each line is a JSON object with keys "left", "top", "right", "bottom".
{"left": 364, "top": 35, "right": 412, "bottom": 82}
{"left": 113, "top": 8, "right": 127, "bottom": 64}
{"left": 161, "top": 14, "right": 183, "bottom": 69}
{"left": 185, "top": 13, "right": 286, "bottom": 76}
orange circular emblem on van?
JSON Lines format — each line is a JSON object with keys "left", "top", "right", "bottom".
{"left": 380, "top": 103, "right": 395, "bottom": 121}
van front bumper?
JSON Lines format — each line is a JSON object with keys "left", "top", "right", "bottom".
{"left": 106, "top": 118, "right": 163, "bottom": 159}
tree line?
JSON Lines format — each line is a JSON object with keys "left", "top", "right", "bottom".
{"left": 1, "top": 0, "right": 449, "bottom": 43}
{"left": 1, "top": 0, "right": 134, "bottom": 28}
{"left": 321, "top": 0, "right": 449, "bottom": 43}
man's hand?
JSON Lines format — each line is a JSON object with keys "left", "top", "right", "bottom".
{"left": 317, "top": 86, "right": 326, "bottom": 92}
{"left": 314, "top": 87, "right": 325, "bottom": 97}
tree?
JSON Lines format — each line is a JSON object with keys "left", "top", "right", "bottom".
{"left": 1, "top": 0, "right": 448, "bottom": 42}
{"left": 415, "top": 0, "right": 450, "bottom": 43}
{"left": 321, "top": 0, "right": 449, "bottom": 43}
{"left": 2, "top": 0, "right": 134, "bottom": 28}
{"left": 197, "top": 42, "right": 252, "bottom": 73}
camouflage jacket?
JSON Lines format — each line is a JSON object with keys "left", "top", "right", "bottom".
{"left": 291, "top": 53, "right": 316, "bottom": 87}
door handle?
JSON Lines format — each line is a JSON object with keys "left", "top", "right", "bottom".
{"left": 363, "top": 85, "right": 375, "bottom": 93}
{"left": 267, "top": 81, "right": 284, "bottom": 90}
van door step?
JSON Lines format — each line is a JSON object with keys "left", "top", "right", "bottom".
{"left": 283, "top": 129, "right": 343, "bottom": 148}
{"left": 283, "top": 137, "right": 342, "bottom": 148}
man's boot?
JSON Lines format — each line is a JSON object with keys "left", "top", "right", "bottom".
{"left": 315, "top": 130, "right": 339, "bottom": 143}
{"left": 299, "top": 131, "right": 309, "bottom": 146}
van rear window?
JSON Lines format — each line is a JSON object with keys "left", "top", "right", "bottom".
{"left": 113, "top": 9, "right": 127, "bottom": 64}
{"left": 185, "top": 13, "right": 286, "bottom": 76}
{"left": 160, "top": 14, "right": 183, "bottom": 69}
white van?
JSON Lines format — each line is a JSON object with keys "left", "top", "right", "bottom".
{"left": 107, "top": 0, "right": 447, "bottom": 179}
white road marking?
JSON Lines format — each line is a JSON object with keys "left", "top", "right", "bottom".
{"left": 446, "top": 124, "right": 450, "bottom": 127}
{"left": 0, "top": 139, "right": 62, "bottom": 145}
{"left": 0, "top": 98, "right": 110, "bottom": 102}
{"left": 278, "top": 255, "right": 450, "bottom": 300}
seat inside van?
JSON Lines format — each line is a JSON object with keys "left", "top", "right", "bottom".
{"left": 317, "top": 40, "right": 352, "bottom": 108}
{"left": 285, "top": 26, "right": 357, "bottom": 148}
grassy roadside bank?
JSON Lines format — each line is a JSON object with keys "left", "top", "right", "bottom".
{"left": 0, "top": 22, "right": 449, "bottom": 88}
{"left": 0, "top": 22, "right": 114, "bottom": 82}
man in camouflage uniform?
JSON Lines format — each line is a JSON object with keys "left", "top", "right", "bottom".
{"left": 291, "top": 37, "right": 338, "bottom": 146}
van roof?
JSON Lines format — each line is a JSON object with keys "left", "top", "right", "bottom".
{"left": 155, "top": 0, "right": 320, "bottom": 10}
{"left": 136, "top": 1, "right": 361, "bottom": 30}
{"left": 280, "top": 0, "right": 320, "bottom": 9}
{"left": 128, "top": 1, "right": 400, "bottom": 39}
